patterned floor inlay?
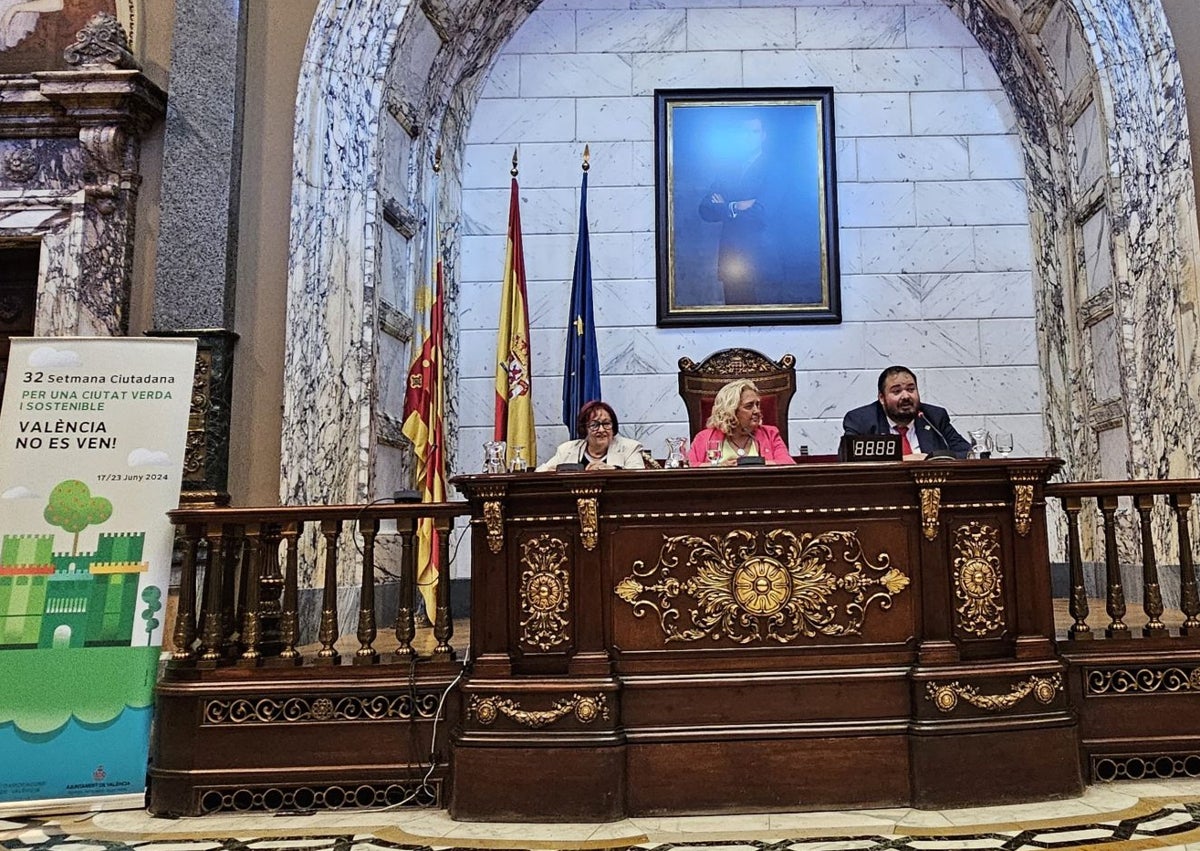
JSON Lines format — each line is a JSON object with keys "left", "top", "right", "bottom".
{"left": 4, "top": 784, "right": 1200, "bottom": 851}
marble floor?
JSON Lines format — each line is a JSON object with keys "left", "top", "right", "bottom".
{"left": 4, "top": 778, "right": 1200, "bottom": 851}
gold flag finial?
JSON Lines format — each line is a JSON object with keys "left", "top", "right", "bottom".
{"left": 582, "top": 144, "right": 590, "bottom": 172}
{"left": 511, "top": 147, "right": 519, "bottom": 177}
{"left": 433, "top": 146, "right": 442, "bottom": 173}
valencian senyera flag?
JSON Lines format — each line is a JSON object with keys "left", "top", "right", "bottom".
{"left": 562, "top": 163, "right": 601, "bottom": 430}
{"left": 495, "top": 173, "right": 537, "bottom": 466}
{"left": 401, "top": 171, "right": 447, "bottom": 618}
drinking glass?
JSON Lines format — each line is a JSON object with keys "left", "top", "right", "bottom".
{"left": 706, "top": 438, "right": 722, "bottom": 466}
{"left": 508, "top": 445, "right": 527, "bottom": 472}
{"left": 967, "top": 429, "right": 991, "bottom": 460}
{"left": 992, "top": 432, "right": 1014, "bottom": 458}
{"left": 665, "top": 437, "right": 687, "bottom": 468}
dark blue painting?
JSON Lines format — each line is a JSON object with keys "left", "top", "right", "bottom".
{"left": 655, "top": 89, "right": 841, "bottom": 326}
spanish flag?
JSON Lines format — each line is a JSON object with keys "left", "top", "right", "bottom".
{"left": 494, "top": 174, "right": 537, "bottom": 466}
{"left": 401, "top": 172, "right": 446, "bottom": 617}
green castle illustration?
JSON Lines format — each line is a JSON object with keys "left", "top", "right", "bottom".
{"left": 0, "top": 531, "right": 148, "bottom": 649}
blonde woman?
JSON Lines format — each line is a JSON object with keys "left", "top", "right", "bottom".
{"left": 687, "top": 379, "right": 794, "bottom": 466}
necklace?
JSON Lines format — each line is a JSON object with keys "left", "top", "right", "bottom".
{"left": 729, "top": 435, "right": 752, "bottom": 457}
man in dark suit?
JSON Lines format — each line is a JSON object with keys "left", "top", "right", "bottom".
{"left": 842, "top": 365, "right": 972, "bottom": 459}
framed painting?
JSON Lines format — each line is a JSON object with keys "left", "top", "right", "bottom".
{"left": 655, "top": 88, "right": 841, "bottom": 326}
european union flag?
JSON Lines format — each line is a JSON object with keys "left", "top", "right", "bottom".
{"left": 562, "top": 168, "right": 601, "bottom": 431}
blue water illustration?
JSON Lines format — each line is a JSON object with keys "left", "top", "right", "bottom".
{"left": 0, "top": 705, "right": 151, "bottom": 803}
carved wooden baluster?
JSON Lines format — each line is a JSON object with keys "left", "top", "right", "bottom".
{"left": 170, "top": 522, "right": 203, "bottom": 666}
{"left": 315, "top": 518, "right": 342, "bottom": 664}
{"left": 220, "top": 525, "right": 244, "bottom": 657}
{"left": 1170, "top": 492, "right": 1200, "bottom": 634}
{"left": 433, "top": 516, "right": 456, "bottom": 660}
{"left": 1063, "top": 496, "right": 1090, "bottom": 639}
{"left": 393, "top": 520, "right": 416, "bottom": 659}
{"left": 354, "top": 517, "right": 380, "bottom": 665}
{"left": 258, "top": 522, "right": 284, "bottom": 656}
{"left": 197, "top": 523, "right": 227, "bottom": 666}
{"left": 1134, "top": 493, "right": 1167, "bottom": 637}
{"left": 1099, "top": 495, "right": 1129, "bottom": 638}
{"left": 271, "top": 521, "right": 302, "bottom": 666}
{"left": 237, "top": 524, "right": 265, "bottom": 666}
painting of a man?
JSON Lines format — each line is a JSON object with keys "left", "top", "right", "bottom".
{"left": 656, "top": 90, "right": 840, "bottom": 326}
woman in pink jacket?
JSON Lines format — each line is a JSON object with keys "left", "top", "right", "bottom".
{"left": 687, "top": 378, "right": 795, "bottom": 466}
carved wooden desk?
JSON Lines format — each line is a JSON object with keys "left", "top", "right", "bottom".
{"left": 451, "top": 460, "right": 1081, "bottom": 820}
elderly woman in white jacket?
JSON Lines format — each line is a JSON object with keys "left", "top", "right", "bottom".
{"left": 536, "top": 400, "right": 646, "bottom": 472}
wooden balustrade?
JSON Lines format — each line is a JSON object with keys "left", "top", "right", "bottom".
{"left": 1046, "top": 481, "right": 1200, "bottom": 642}
{"left": 166, "top": 502, "right": 471, "bottom": 667}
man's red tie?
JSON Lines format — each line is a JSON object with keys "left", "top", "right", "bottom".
{"left": 895, "top": 425, "right": 912, "bottom": 456}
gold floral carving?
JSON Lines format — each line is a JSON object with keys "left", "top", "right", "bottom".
{"left": 519, "top": 535, "right": 571, "bottom": 650}
{"left": 1013, "top": 483, "right": 1034, "bottom": 536}
{"left": 577, "top": 497, "right": 599, "bottom": 550}
{"left": 926, "top": 673, "right": 1062, "bottom": 713}
{"left": 483, "top": 500, "right": 504, "bottom": 553}
{"left": 953, "top": 522, "right": 1005, "bottom": 637}
{"left": 467, "top": 693, "right": 609, "bottom": 728}
{"left": 913, "top": 472, "right": 947, "bottom": 541}
{"left": 613, "top": 529, "right": 909, "bottom": 644}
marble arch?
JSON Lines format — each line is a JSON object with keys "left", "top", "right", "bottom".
{"left": 281, "top": 0, "right": 1200, "bottom": 509}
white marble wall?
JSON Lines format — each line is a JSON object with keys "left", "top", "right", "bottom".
{"left": 456, "top": 0, "right": 1044, "bottom": 466}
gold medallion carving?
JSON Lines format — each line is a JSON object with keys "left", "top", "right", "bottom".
{"left": 953, "top": 522, "right": 1005, "bottom": 637}
{"left": 614, "top": 529, "right": 909, "bottom": 643}
{"left": 467, "top": 693, "right": 609, "bottom": 728}
{"left": 483, "top": 500, "right": 504, "bottom": 553}
{"left": 926, "top": 673, "right": 1062, "bottom": 713}
{"left": 519, "top": 535, "right": 571, "bottom": 650}
{"left": 577, "top": 496, "right": 599, "bottom": 550}
{"left": 1013, "top": 483, "right": 1034, "bottom": 536}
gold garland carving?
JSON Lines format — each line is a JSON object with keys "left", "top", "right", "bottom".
{"left": 467, "top": 693, "right": 608, "bottom": 728}
{"left": 483, "top": 500, "right": 504, "bottom": 553}
{"left": 953, "top": 522, "right": 1005, "bottom": 636}
{"left": 1013, "top": 483, "right": 1034, "bottom": 536}
{"left": 614, "top": 529, "right": 909, "bottom": 644}
{"left": 926, "top": 673, "right": 1061, "bottom": 713}
{"left": 577, "top": 496, "right": 599, "bottom": 550}
{"left": 519, "top": 534, "right": 571, "bottom": 650}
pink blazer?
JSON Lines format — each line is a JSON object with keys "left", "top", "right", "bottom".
{"left": 686, "top": 425, "right": 796, "bottom": 466}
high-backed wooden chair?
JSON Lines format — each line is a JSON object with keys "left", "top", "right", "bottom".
{"left": 677, "top": 348, "right": 796, "bottom": 438}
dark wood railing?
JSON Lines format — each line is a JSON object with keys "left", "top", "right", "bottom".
{"left": 166, "top": 502, "right": 471, "bottom": 667}
{"left": 1046, "top": 480, "right": 1200, "bottom": 642}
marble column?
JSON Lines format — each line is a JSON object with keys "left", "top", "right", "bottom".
{"left": 152, "top": 0, "right": 248, "bottom": 504}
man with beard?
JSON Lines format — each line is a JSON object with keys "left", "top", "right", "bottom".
{"left": 842, "top": 365, "right": 972, "bottom": 459}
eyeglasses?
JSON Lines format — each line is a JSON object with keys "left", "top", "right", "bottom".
{"left": 587, "top": 420, "right": 613, "bottom": 432}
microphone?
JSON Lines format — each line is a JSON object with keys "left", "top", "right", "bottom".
{"left": 917, "top": 409, "right": 958, "bottom": 460}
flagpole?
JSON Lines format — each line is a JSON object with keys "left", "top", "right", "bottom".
{"left": 562, "top": 144, "right": 601, "bottom": 432}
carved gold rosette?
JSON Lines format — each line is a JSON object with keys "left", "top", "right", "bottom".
{"left": 953, "top": 522, "right": 1006, "bottom": 637}
{"left": 614, "top": 529, "right": 909, "bottom": 643}
{"left": 467, "top": 693, "right": 609, "bottom": 728}
{"left": 926, "top": 673, "right": 1061, "bottom": 713}
{"left": 519, "top": 535, "right": 571, "bottom": 650}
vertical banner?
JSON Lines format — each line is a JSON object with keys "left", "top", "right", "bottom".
{"left": 0, "top": 337, "right": 196, "bottom": 810}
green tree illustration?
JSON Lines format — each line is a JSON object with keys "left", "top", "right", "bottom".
{"left": 141, "top": 585, "right": 163, "bottom": 647}
{"left": 43, "top": 479, "right": 113, "bottom": 555}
